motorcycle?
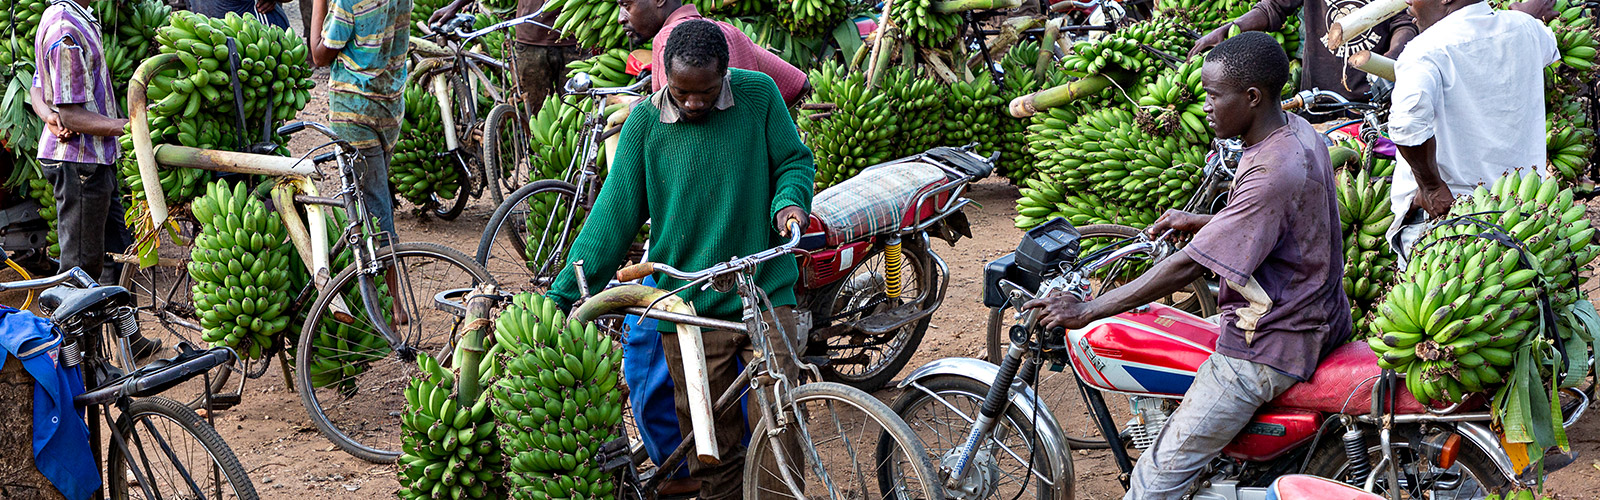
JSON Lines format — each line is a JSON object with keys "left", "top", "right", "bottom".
{"left": 886, "top": 219, "right": 1590, "bottom": 500}
{"left": 794, "top": 144, "right": 995, "bottom": 392}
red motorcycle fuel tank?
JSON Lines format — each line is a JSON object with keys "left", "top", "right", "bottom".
{"left": 1066, "top": 303, "right": 1219, "bottom": 398}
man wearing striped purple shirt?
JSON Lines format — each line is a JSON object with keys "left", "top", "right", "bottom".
{"left": 32, "top": 0, "right": 128, "bottom": 282}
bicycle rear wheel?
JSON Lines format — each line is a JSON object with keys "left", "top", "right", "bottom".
{"left": 428, "top": 151, "right": 473, "bottom": 221}
{"left": 474, "top": 180, "right": 584, "bottom": 294}
{"left": 743, "top": 382, "right": 944, "bottom": 500}
{"left": 295, "top": 242, "right": 494, "bottom": 463}
{"left": 809, "top": 237, "right": 934, "bottom": 393}
{"left": 105, "top": 396, "right": 259, "bottom": 500}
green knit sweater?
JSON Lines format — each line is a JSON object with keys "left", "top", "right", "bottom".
{"left": 548, "top": 69, "right": 816, "bottom": 326}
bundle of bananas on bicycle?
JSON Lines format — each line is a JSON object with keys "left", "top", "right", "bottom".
{"left": 1331, "top": 137, "right": 1396, "bottom": 177}
{"left": 1366, "top": 171, "right": 1600, "bottom": 407}
{"left": 888, "top": 0, "right": 962, "bottom": 49}
{"left": 1334, "top": 167, "right": 1396, "bottom": 334}
{"left": 303, "top": 213, "right": 395, "bottom": 387}
{"left": 187, "top": 180, "right": 296, "bottom": 359}
{"left": 399, "top": 353, "right": 507, "bottom": 500}
{"left": 694, "top": 0, "right": 775, "bottom": 17}
{"left": 565, "top": 48, "right": 635, "bottom": 89}
{"left": 1057, "top": 19, "right": 1194, "bottom": 83}
{"left": 413, "top": 0, "right": 453, "bottom": 37}
{"left": 542, "top": 0, "right": 629, "bottom": 50}
{"left": 490, "top": 293, "right": 625, "bottom": 500}
{"left": 390, "top": 82, "right": 465, "bottom": 211}
{"left": 774, "top": 0, "right": 849, "bottom": 39}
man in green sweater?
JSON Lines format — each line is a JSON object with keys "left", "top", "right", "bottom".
{"left": 546, "top": 20, "right": 816, "bottom": 498}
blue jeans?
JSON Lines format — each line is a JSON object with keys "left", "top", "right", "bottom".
{"left": 353, "top": 147, "right": 395, "bottom": 240}
{"left": 1124, "top": 353, "right": 1298, "bottom": 500}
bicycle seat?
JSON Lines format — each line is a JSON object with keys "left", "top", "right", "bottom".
{"left": 39, "top": 285, "right": 129, "bottom": 323}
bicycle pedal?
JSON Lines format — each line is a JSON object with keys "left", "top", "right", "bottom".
{"left": 205, "top": 392, "right": 243, "bottom": 410}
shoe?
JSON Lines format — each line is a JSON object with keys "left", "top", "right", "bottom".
{"left": 129, "top": 336, "right": 164, "bottom": 362}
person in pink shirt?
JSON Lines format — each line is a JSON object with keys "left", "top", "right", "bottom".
{"left": 618, "top": 0, "right": 810, "bottom": 106}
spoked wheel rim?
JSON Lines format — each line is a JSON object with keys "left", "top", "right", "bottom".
{"left": 890, "top": 376, "right": 1064, "bottom": 500}
{"left": 814, "top": 242, "right": 931, "bottom": 391}
{"left": 475, "top": 181, "right": 584, "bottom": 295}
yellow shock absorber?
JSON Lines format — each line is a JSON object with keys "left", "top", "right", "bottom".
{"left": 884, "top": 236, "right": 904, "bottom": 299}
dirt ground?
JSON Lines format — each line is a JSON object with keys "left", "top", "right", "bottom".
{"left": 4, "top": 56, "right": 1600, "bottom": 500}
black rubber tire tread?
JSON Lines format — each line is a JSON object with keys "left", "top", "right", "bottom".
{"left": 743, "top": 382, "right": 944, "bottom": 500}
{"left": 810, "top": 238, "right": 934, "bottom": 393}
{"left": 482, "top": 103, "right": 526, "bottom": 207}
{"left": 294, "top": 242, "right": 495, "bottom": 463}
{"left": 428, "top": 155, "right": 471, "bottom": 221}
{"left": 107, "top": 396, "right": 259, "bottom": 500}
{"left": 887, "top": 374, "right": 1068, "bottom": 499}
{"left": 473, "top": 179, "right": 580, "bottom": 272}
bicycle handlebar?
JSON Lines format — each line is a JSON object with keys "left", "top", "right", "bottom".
{"left": 1281, "top": 89, "right": 1380, "bottom": 114}
{"left": 0, "top": 267, "right": 97, "bottom": 293}
{"left": 277, "top": 121, "right": 358, "bottom": 153}
{"left": 565, "top": 72, "right": 653, "bottom": 97}
{"left": 615, "top": 221, "right": 805, "bottom": 283}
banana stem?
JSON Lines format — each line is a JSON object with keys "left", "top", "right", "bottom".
{"left": 1322, "top": 0, "right": 1407, "bottom": 53}
{"left": 864, "top": 0, "right": 897, "bottom": 88}
{"left": 934, "top": 0, "right": 1021, "bottom": 13}
{"left": 1349, "top": 50, "right": 1397, "bottom": 82}
{"left": 572, "top": 285, "right": 719, "bottom": 465}
{"left": 1009, "top": 73, "right": 1119, "bottom": 117}
{"left": 454, "top": 284, "right": 496, "bottom": 404}
{"left": 129, "top": 54, "right": 182, "bottom": 230}
{"left": 1036, "top": 17, "right": 1064, "bottom": 85}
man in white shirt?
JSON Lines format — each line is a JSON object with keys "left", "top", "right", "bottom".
{"left": 1386, "top": 0, "right": 1558, "bottom": 261}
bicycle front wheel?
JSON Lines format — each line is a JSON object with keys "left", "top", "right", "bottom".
{"left": 106, "top": 396, "right": 259, "bottom": 500}
{"left": 744, "top": 382, "right": 944, "bottom": 500}
{"left": 295, "top": 242, "right": 495, "bottom": 463}
{"left": 483, "top": 103, "right": 532, "bottom": 206}
{"left": 474, "top": 180, "right": 585, "bottom": 294}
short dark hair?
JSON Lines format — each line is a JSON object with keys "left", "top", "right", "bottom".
{"left": 1203, "top": 31, "right": 1290, "bottom": 96}
{"left": 663, "top": 20, "right": 729, "bottom": 75}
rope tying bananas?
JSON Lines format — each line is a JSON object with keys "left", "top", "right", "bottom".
{"left": 399, "top": 353, "right": 507, "bottom": 500}
{"left": 491, "top": 293, "right": 624, "bottom": 500}
{"left": 391, "top": 82, "right": 465, "bottom": 210}
{"left": 187, "top": 180, "right": 295, "bottom": 360}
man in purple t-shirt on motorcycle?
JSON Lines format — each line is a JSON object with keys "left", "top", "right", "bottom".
{"left": 1023, "top": 32, "right": 1350, "bottom": 500}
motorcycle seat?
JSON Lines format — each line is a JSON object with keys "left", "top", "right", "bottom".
{"left": 810, "top": 161, "right": 951, "bottom": 247}
{"left": 39, "top": 285, "right": 129, "bottom": 325}
{"left": 1267, "top": 342, "right": 1430, "bottom": 415}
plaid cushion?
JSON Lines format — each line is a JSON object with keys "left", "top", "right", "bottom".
{"left": 812, "top": 162, "right": 948, "bottom": 246}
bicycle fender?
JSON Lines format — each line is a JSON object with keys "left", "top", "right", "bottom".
{"left": 897, "top": 357, "right": 1074, "bottom": 499}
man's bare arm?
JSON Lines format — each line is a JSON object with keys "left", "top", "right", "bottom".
{"left": 1397, "top": 137, "right": 1453, "bottom": 215}
{"left": 57, "top": 103, "right": 128, "bottom": 137}
{"left": 309, "top": 0, "right": 340, "bottom": 67}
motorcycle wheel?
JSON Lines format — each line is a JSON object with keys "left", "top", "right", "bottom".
{"left": 1303, "top": 432, "right": 1508, "bottom": 499}
{"left": 886, "top": 374, "right": 1070, "bottom": 500}
{"left": 808, "top": 236, "right": 935, "bottom": 393}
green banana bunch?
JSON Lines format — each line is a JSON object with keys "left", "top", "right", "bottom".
{"left": 1059, "top": 18, "right": 1194, "bottom": 80}
{"left": 24, "top": 178, "right": 58, "bottom": 258}
{"left": 776, "top": 0, "right": 849, "bottom": 39}
{"left": 695, "top": 0, "right": 776, "bottom": 17}
{"left": 521, "top": 94, "right": 596, "bottom": 272}
{"left": 882, "top": 66, "right": 947, "bottom": 159}
{"left": 799, "top": 62, "right": 897, "bottom": 189}
{"left": 1545, "top": 96, "right": 1593, "bottom": 182}
{"left": 1546, "top": 0, "right": 1598, "bottom": 73}
{"left": 491, "top": 293, "right": 624, "bottom": 500}
{"left": 1334, "top": 167, "right": 1396, "bottom": 334}
{"left": 186, "top": 180, "right": 295, "bottom": 360}
{"left": 472, "top": 12, "right": 510, "bottom": 62}
{"left": 565, "top": 48, "right": 635, "bottom": 89}
{"left": 398, "top": 353, "right": 506, "bottom": 500}
{"left": 482, "top": 0, "right": 519, "bottom": 16}
{"left": 996, "top": 41, "right": 1072, "bottom": 183}
{"left": 1484, "top": 491, "right": 1550, "bottom": 500}
{"left": 1331, "top": 137, "right": 1396, "bottom": 177}
{"left": 117, "top": 135, "right": 212, "bottom": 207}
{"left": 543, "top": 0, "right": 629, "bottom": 50}
{"left": 944, "top": 76, "right": 1003, "bottom": 161}
{"left": 0, "top": 0, "right": 48, "bottom": 66}
{"left": 1368, "top": 171, "right": 1600, "bottom": 405}
{"left": 150, "top": 11, "right": 315, "bottom": 127}
{"left": 1133, "top": 57, "right": 1209, "bottom": 146}
{"left": 890, "top": 0, "right": 961, "bottom": 48}
{"left": 1158, "top": 0, "right": 1255, "bottom": 33}
{"left": 391, "top": 82, "right": 464, "bottom": 209}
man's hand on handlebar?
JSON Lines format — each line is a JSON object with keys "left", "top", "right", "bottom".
{"left": 1147, "top": 209, "right": 1211, "bottom": 240}
{"left": 776, "top": 206, "right": 807, "bottom": 238}
{"left": 1022, "top": 291, "right": 1098, "bottom": 331}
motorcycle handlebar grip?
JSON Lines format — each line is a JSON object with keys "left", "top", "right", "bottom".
{"left": 1281, "top": 96, "right": 1303, "bottom": 111}
{"left": 616, "top": 262, "right": 656, "bottom": 282}
{"left": 276, "top": 121, "right": 308, "bottom": 136}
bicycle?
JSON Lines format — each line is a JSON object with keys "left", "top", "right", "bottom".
{"left": 408, "top": 11, "right": 558, "bottom": 214}
{"left": 0, "top": 252, "right": 257, "bottom": 499}
{"left": 118, "top": 54, "right": 497, "bottom": 464}
{"left": 475, "top": 72, "right": 651, "bottom": 294}
{"left": 570, "top": 221, "right": 946, "bottom": 499}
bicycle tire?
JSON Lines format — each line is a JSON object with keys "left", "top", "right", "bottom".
{"left": 887, "top": 374, "right": 1070, "bottom": 500}
{"left": 808, "top": 237, "right": 934, "bottom": 393}
{"left": 429, "top": 152, "right": 472, "bottom": 221}
{"left": 743, "top": 382, "right": 945, "bottom": 500}
{"left": 106, "top": 396, "right": 259, "bottom": 500}
{"left": 474, "top": 180, "right": 583, "bottom": 293}
{"left": 296, "top": 242, "right": 495, "bottom": 463}
{"left": 483, "top": 103, "right": 531, "bottom": 207}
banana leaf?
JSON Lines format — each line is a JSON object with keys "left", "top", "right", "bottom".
{"left": 1, "top": 64, "right": 43, "bottom": 188}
